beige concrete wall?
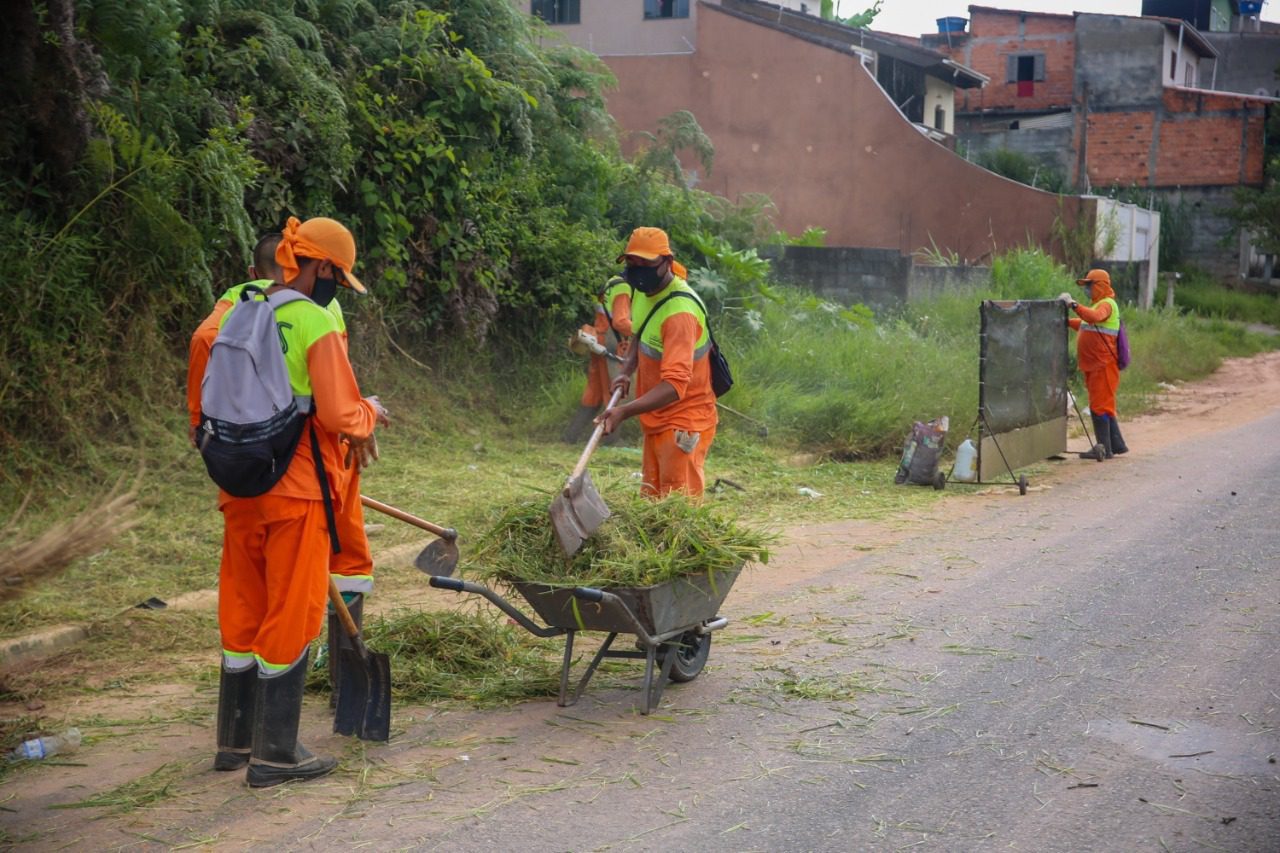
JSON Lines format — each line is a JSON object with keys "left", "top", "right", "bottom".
{"left": 516, "top": 0, "right": 698, "bottom": 56}
{"left": 925, "top": 75, "right": 955, "bottom": 134}
{"left": 604, "top": 4, "right": 1080, "bottom": 260}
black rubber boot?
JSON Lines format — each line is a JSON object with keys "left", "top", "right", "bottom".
{"left": 1109, "top": 415, "right": 1129, "bottom": 455}
{"left": 1079, "top": 413, "right": 1114, "bottom": 460}
{"left": 561, "top": 405, "right": 599, "bottom": 444}
{"left": 214, "top": 663, "right": 256, "bottom": 771}
{"left": 246, "top": 650, "right": 337, "bottom": 788}
{"left": 328, "top": 592, "right": 363, "bottom": 710}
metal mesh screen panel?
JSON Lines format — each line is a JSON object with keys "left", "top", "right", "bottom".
{"left": 980, "top": 300, "right": 1069, "bottom": 434}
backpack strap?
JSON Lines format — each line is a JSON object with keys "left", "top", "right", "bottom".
{"left": 661, "top": 290, "right": 718, "bottom": 346}
{"left": 263, "top": 287, "right": 338, "bottom": 555}
{"left": 309, "top": 422, "right": 341, "bottom": 555}
{"left": 634, "top": 292, "right": 682, "bottom": 341}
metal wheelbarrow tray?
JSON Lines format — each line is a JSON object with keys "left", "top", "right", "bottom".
{"left": 429, "top": 566, "right": 741, "bottom": 715}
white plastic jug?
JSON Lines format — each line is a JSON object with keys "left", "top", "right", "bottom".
{"left": 951, "top": 438, "right": 978, "bottom": 483}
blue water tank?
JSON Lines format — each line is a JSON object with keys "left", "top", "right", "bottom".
{"left": 936, "top": 16, "right": 968, "bottom": 33}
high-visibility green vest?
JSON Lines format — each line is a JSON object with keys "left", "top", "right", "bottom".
{"left": 218, "top": 281, "right": 346, "bottom": 332}
{"left": 218, "top": 286, "right": 341, "bottom": 399}
{"left": 630, "top": 277, "right": 711, "bottom": 359}
{"left": 1081, "top": 297, "right": 1120, "bottom": 336}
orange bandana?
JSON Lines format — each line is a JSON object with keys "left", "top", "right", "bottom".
{"left": 275, "top": 216, "right": 367, "bottom": 293}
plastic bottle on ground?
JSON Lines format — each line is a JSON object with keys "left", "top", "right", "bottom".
{"left": 952, "top": 438, "right": 978, "bottom": 483}
{"left": 9, "top": 727, "right": 82, "bottom": 761}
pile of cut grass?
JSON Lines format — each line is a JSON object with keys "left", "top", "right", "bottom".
{"left": 466, "top": 490, "right": 772, "bottom": 589}
{"left": 308, "top": 608, "right": 562, "bottom": 707}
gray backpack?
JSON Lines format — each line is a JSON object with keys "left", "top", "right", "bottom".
{"left": 198, "top": 286, "right": 313, "bottom": 498}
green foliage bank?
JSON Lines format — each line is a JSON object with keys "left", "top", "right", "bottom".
{"left": 0, "top": 0, "right": 761, "bottom": 468}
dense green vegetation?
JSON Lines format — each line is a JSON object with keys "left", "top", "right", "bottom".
{"left": 1, "top": 0, "right": 773, "bottom": 474}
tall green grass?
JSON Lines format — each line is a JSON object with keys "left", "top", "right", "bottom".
{"left": 1159, "top": 268, "right": 1280, "bottom": 327}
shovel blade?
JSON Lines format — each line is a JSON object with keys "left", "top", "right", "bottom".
{"left": 334, "top": 647, "right": 392, "bottom": 742}
{"left": 413, "top": 538, "right": 460, "bottom": 577}
{"left": 549, "top": 470, "right": 610, "bottom": 557}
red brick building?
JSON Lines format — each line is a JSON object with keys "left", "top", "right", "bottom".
{"left": 925, "top": 6, "right": 1275, "bottom": 278}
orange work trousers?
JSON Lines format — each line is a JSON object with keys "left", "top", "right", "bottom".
{"left": 1083, "top": 363, "right": 1119, "bottom": 418}
{"left": 641, "top": 424, "right": 716, "bottom": 498}
{"left": 330, "top": 464, "right": 373, "bottom": 595}
{"left": 581, "top": 353, "right": 612, "bottom": 407}
{"left": 219, "top": 495, "right": 331, "bottom": 672}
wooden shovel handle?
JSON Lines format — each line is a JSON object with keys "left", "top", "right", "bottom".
{"left": 360, "top": 495, "right": 457, "bottom": 541}
{"left": 328, "top": 576, "right": 361, "bottom": 641}
{"left": 566, "top": 388, "right": 625, "bottom": 488}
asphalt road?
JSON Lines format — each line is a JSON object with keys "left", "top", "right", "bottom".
{"left": 365, "top": 411, "right": 1280, "bottom": 852}
{"left": 7, "top": 405, "right": 1278, "bottom": 852}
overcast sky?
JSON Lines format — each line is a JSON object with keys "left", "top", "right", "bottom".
{"left": 849, "top": 0, "right": 1279, "bottom": 38}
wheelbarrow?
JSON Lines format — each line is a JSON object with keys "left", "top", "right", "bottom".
{"left": 428, "top": 567, "right": 741, "bottom": 715}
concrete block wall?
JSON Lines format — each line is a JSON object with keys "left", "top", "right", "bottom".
{"left": 958, "top": 126, "right": 1075, "bottom": 186}
{"left": 768, "top": 246, "right": 990, "bottom": 312}
{"left": 907, "top": 264, "right": 993, "bottom": 302}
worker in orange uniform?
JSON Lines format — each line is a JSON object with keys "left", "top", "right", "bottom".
{"left": 563, "top": 275, "right": 634, "bottom": 442}
{"left": 598, "top": 227, "right": 718, "bottom": 497}
{"left": 212, "top": 216, "right": 387, "bottom": 787}
{"left": 1060, "top": 268, "right": 1128, "bottom": 460}
{"left": 187, "top": 233, "right": 379, "bottom": 713}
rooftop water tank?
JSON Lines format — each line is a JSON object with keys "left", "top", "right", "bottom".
{"left": 936, "top": 16, "right": 967, "bottom": 33}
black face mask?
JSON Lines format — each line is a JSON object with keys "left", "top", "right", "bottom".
{"left": 625, "top": 264, "right": 664, "bottom": 294}
{"left": 312, "top": 275, "right": 338, "bottom": 307}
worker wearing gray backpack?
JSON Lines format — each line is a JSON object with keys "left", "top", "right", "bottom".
{"left": 200, "top": 216, "right": 387, "bottom": 788}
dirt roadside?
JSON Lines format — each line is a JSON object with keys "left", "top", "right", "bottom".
{"left": 3, "top": 350, "right": 1279, "bottom": 849}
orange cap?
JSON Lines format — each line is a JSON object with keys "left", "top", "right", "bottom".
{"left": 617, "top": 227, "right": 674, "bottom": 262}
{"left": 276, "top": 216, "right": 367, "bottom": 294}
{"left": 1076, "top": 269, "right": 1110, "bottom": 287}
{"left": 616, "top": 227, "right": 688, "bottom": 279}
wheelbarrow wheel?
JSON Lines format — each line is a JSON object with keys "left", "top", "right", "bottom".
{"left": 659, "top": 630, "right": 711, "bottom": 683}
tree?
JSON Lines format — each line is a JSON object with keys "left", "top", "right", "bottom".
{"left": 821, "top": 0, "right": 883, "bottom": 29}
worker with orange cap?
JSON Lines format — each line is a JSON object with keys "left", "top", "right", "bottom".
{"left": 1060, "top": 268, "right": 1128, "bottom": 459}
{"left": 599, "top": 227, "right": 718, "bottom": 497}
{"left": 211, "top": 216, "right": 387, "bottom": 787}
{"left": 188, "top": 231, "right": 381, "bottom": 720}
{"left": 563, "top": 275, "right": 634, "bottom": 442}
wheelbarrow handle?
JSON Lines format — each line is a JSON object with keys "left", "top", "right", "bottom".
{"left": 566, "top": 387, "right": 625, "bottom": 490}
{"left": 570, "top": 587, "right": 660, "bottom": 648}
{"left": 361, "top": 495, "right": 458, "bottom": 541}
{"left": 429, "top": 576, "right": 565, "bottom": 639}
{"left": 429, "top": 576, "right": 466, "bottom": 593}
{"left": 572, "top": 586, "right": 605, "bottom": 603}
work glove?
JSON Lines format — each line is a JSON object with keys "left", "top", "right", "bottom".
{"left": 366, "top": 395, "right": 391, "bottom": 428}
{"left": 1057, "top": 292, "right": 1074, "bottom": 304}
{"left": 343, "top": 433, "right": 379, "bottom": 473}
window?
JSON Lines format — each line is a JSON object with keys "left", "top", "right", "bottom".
{"left": 532, "top": 0, "right": 579, "bottom": 25}
{"left": 1005, "top": 53, "right": 1045, "bottom": 98}
{"left": 644, "top": 0, "right": 690, "bottom": 19}
{"left": 1170, "top": 51, "right": 1177, "bottom": 80}
{"left": 934, "top": 106, "right": 946, "bottom": 131}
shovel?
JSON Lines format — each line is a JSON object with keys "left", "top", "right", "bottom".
{"left": 360, "top": 495, "right": 460, "bottom": 577}
{"left": 328, "top": 577, "right": 391, "bottom": 742}
{"left": 551, "top": 387, "right": 624, "bottom": 556}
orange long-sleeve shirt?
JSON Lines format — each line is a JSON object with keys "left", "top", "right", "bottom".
{"left": 635, "top": 312, "right": 718, "bottom": 435}
{"left": 1068, "top": 300, "right": 1117, "bottom": 372}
